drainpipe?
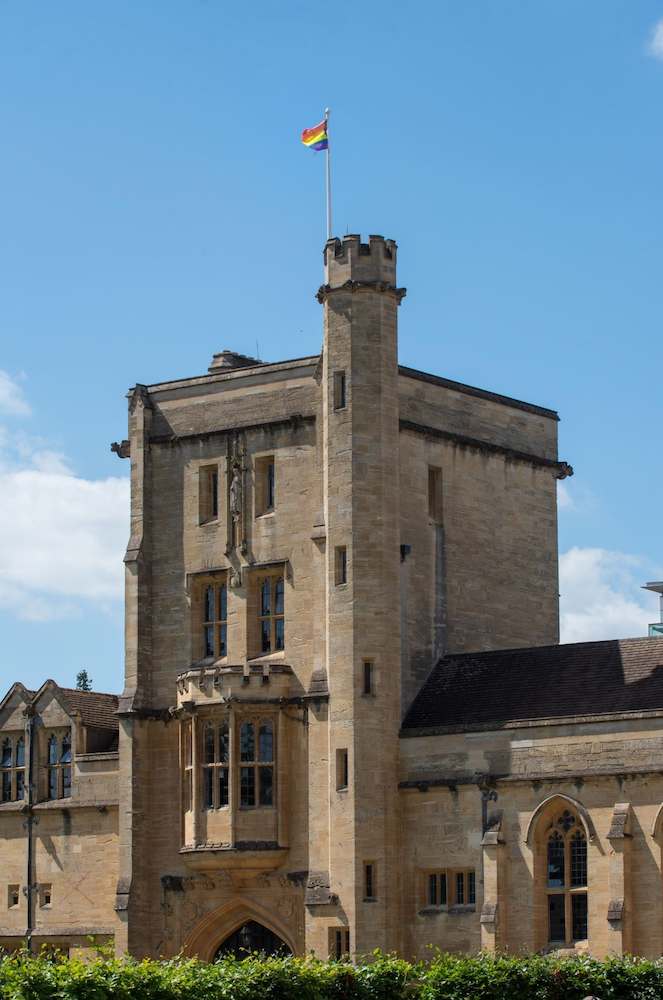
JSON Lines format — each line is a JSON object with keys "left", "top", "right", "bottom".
{"left": 22, "top": 706, "right": 40, "bottom": 958}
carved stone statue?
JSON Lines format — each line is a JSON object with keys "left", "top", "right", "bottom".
{"left": 230, "top": 467, "right": 242, "bottom": 522}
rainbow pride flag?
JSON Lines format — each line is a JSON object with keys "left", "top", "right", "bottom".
{"left": 301, "top": 119, "right": 328, "bottom": 152}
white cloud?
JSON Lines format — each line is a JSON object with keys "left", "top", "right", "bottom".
{"left": 647, "top": 19, "right": 663, "bottom": 59}
{"left": 0, "top": 370, "right": 31, "bottom": 417}
{"left": 0, "top": 429, "right": 129, "bottom": 622}
{"left": 560, "top": 546, "right": 661, "bottom": 644}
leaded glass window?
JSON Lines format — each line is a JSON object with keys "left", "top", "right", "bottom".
{"left": 201, "top": 578, "right": 228, "bottom": 659}
{"left": 544, "top": 810, "right": 589, "bottom": 944}
{"left": 201, "top": 719, "right": 230, "bottom": 809}
{"left": 258, "top": 576, "right": 285, "bottom": 654}
{"left": 240, "top": 717, "right": 275, "bottom": 808}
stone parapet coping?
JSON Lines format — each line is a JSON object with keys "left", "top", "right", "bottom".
{"left": 398, "top": 365, "right": 559, "bottom": 420}
{"left": 0, "top": 926, "right": 114, "bottom": 938}
{"left": 0, "top": 798, "right": 118, "bottom": 812}
{"left": 142, "top": 356, "right": 320, "bottom": 395}
{"left": 398, "top": 766, "right": 663, "bottom": 790}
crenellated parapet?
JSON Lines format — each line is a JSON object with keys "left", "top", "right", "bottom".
{"left": 319, "top": 234, "right": 406, "bottom": 304}
{"left": 175, "top": 664, "right": 293, "bottom": 709}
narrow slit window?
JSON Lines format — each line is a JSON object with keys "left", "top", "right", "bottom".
{"left": 8, "top": 885, "right": 19, "bottom": 908}
{"left": 336, "top": 749, "right": 349, "bottom": 790}
{"left": 428, "top": 466, "right": 442, "bottom": 523}
{"left": 335, "top": 546, "right": 347, "bottom": 586}
{"left": 334, "top": 371, "right": 346, "bottom": 410}
{"left": 364, "top": 863, "right": 375, "bottom": 900}
{"left": 199, "top": 465, "right": 219, "bottom": 523}
{"left": 363, "top": 661, "right": 372, "bottom": 695}
{"left": 256, "top": 456, "right": 276, "bottom": 514}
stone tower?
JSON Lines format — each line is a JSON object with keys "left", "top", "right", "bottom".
{"left": 318, "top": 235, "right": 406, "bottom": 952}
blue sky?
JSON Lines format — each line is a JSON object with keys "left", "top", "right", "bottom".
{"left": 0, "top": 1, "right": 661, "bottom": 695}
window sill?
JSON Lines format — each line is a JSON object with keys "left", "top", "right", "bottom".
{"left": 247, "top": 651, "right": 286, "bottom": 664}
{"left": 238, "top": 805, "right": 276, "bottom": 811}
{"left": 199, "top": 517, "right": 219, "bottom": 527}
{"left": 255, "top": 509, "right": 275, "bottom": 519}
{"left": 417, "top": 905, "right": 476, "bottom": 916}
{"left": 363, "top": 897, "right": 378, "bottom": 903}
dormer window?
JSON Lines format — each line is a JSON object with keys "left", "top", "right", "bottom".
{"left": 1, "top": 735, "right": 25, "bottom": 802}
{"left": 46, "top": 731, "right": 72, "bottom": 800}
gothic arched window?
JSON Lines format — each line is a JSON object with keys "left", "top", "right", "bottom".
{"left": 545, "top": 810, "right": 588, "bottom": 944}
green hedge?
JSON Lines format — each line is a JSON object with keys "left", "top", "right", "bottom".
{"left": 2, "top": 951, "right": 663, "bottom": 1000}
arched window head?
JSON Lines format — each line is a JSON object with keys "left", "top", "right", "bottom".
{"left": 542, "top": 808, "right": 588, "bottom": 945}
{"left": 60, "top": 734, "right": 71, "bottom": 764}
{"left": 47, "top": 735, "right": 58, "bottom": 766}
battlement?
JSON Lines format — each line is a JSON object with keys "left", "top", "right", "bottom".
{"left": 324, "top": 233, "right": 398, "bottom": 286}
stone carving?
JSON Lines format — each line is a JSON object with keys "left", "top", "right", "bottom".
{"left": 182, "top": 875, "right": 215, "bottom": 893}
{"left": 277, "top": 896, "right": 295, "bottom": 921}
{"left": 230, "top": 467, "right": 243, "bottom": 522}
{"left": 216, "top": 870, "right": 232, "bottom": 889}
{"left": 181, "top": 898, "right": 198, "bottom": 926}
{"left": 277, "top": 874, "right": 290, "bottom": 888}
{"left": 256, "top": 873, "right": 270, "bottom": 888}
{"left": 162, "top": 927, "right": 173, "bottom": 940}
{"left": 160, "top": 901, "right": 173, "bottom": 915}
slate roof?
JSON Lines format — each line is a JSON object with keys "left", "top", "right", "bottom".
{"left": 402, "top": 637, "right": 663, "bottom": 733}
{"left": 57, "top": 688, "right": 119, "bottom": 730}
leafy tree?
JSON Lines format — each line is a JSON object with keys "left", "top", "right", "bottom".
{"left": 75, "top": 670, "right": 92, "bottom": 692}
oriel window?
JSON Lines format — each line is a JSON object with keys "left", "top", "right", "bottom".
{"left": 202, "top": 719, "right": 229, "bottom": 809}
{"left": 239, "top": 717, "right": 274, "bottom": 808}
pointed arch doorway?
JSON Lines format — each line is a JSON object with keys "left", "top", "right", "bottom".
{"left": 214, "top": 920, "right": 292, "bottom": 960}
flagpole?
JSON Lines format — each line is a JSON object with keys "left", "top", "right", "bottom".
{"left": 325, "top": 108, "right": 332, "bottom": 239}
